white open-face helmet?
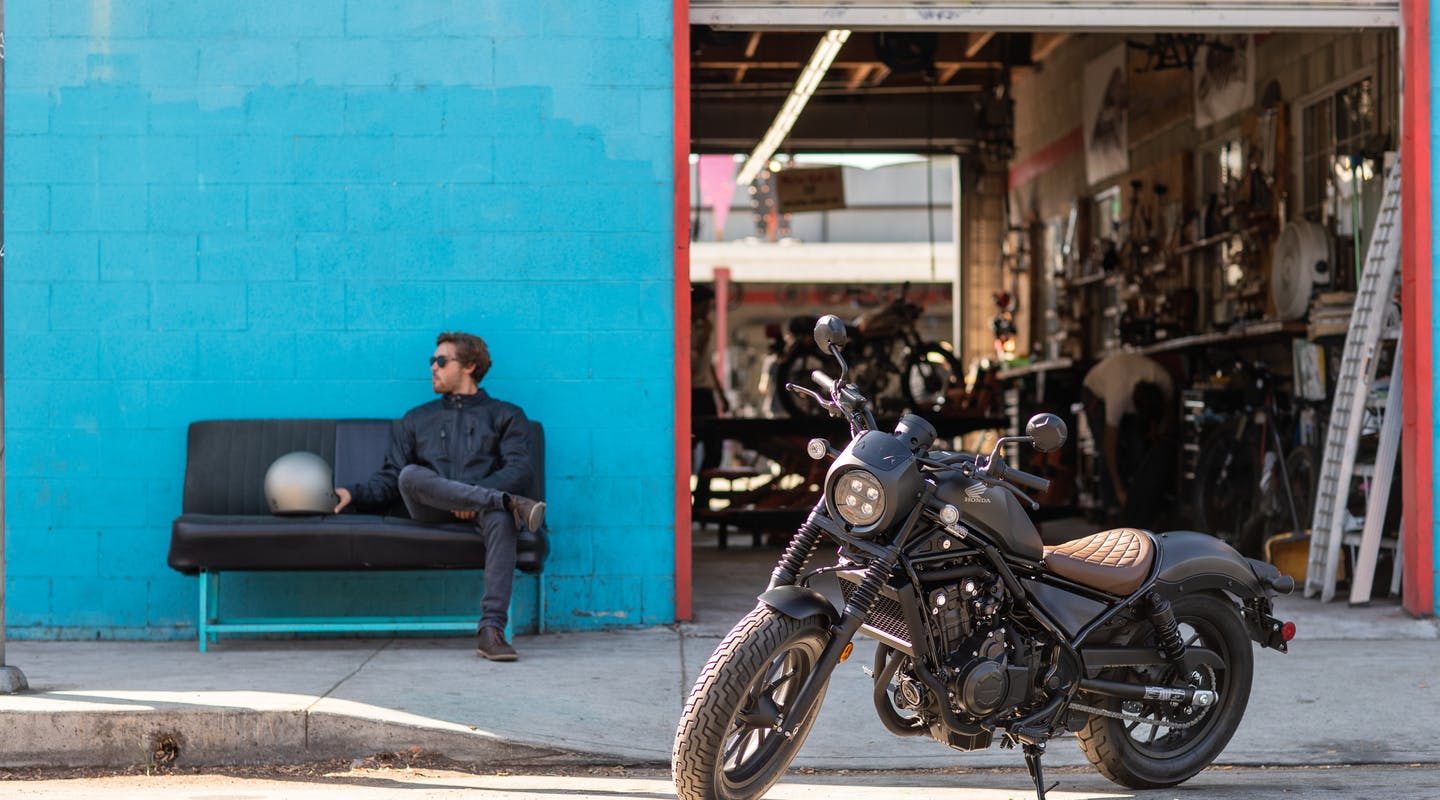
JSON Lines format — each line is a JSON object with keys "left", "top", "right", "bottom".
{"left": 264, "top": 451, "right": 336, "bottom": 515}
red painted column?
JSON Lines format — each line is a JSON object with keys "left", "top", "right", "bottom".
{"left": 1400, "top": 0, "right": 1434, "bottom": 616}
{"left": 673, "top": 0, "right": 693, "bottom": 622}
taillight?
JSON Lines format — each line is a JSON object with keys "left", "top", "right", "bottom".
{"left": 1281, "top": 621, "right": 1297, "bottom": 642}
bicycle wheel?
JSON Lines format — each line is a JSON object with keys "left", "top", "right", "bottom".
{"left": 1191, "top": 421, "right": 1260, "bottom": 555}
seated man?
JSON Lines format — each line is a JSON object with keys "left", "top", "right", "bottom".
{"left": 334, "top": 331, "right": 545, "bottom": 662}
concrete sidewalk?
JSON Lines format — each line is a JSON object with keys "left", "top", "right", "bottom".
{"left": 2, "top": 548, "right": 1437, "bottom": 772}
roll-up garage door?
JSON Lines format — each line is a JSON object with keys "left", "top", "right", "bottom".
{"left": 691, "top": 1, "right": 1400, "bottom": 31}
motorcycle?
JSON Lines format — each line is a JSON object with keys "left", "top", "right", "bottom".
{"left": 674, "top": 315, "right": 1296, "bottom": 800}
{"left": 763, "top": 286, "right": 962, "bottom": 419}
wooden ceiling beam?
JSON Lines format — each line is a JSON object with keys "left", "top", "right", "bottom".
{"left": 1031, "top": 33, "right": 1070, "bottom": 63}
{"left": 965, "top": 32, "right": 996, "bottom": 58}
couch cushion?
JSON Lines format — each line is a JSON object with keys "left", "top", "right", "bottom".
{"left": 183, "top": 420, "right": 336, "bottom": 515}
{"left": 168, "top": 513, "right": 548, "bottom": 574}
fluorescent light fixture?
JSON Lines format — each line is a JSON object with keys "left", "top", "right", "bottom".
{"left": 735, "top": 29, "right": 851, "bottom": 187}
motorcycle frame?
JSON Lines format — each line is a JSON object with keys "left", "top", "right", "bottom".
{"left": 765, "top": 485, "right": 1237, "bottom": 746}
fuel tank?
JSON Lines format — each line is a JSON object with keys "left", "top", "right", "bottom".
{"left": 935, "top": 473, "right": 1043, "bottom": 560}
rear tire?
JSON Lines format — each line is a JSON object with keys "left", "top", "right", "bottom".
{"left": 901, "top": 343, "right": 963, "bottom": 412}
{"left": 1076, "top": 592, "right": 1254, "bottom": 789}
{"left": 673, "top": 605, "right": 830, "bottom": 800}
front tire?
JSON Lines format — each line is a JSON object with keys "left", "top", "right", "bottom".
{"left": 673, "top": 605, "right": 831, "bottom": 800}
{"left": 1076, "top": 592, "right": 1254, "bottom": 789}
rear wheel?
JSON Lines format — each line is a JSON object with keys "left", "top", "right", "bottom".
{"left": 775, "top": 348, "right": 831, "bottom": 419}
{"left": 1076, "top": 592, "right": 1254, "bottom": 789}
{"left": 673, "top": 606, "right": 831, "bottom": 800}
{"left": 1192, "top": 421, "right": 1260, "bottom": 555}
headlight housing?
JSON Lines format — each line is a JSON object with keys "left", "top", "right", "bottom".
{"left": 833, "top": 469, "right": 885, "bottom": 527}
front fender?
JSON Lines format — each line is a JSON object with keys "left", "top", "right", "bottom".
{"left": 759, "top": 585, "right": 840, "bottom": 625}
{"left": 1152, "top": 531, "right": 1290, "bottom": 599}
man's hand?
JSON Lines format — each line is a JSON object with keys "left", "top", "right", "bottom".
{"left": 453, "top": 510, "right": 476, "bottom": 520}
{"left": 334, "top": 487, "right": 352, "bottom": 513}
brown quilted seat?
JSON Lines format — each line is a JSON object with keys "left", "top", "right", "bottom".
{"left": 1042, "top": 527, "right": 1154, "bottom": 595}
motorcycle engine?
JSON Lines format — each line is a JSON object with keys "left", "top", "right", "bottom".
{"left": 927, "top": 575, "right": 1032, "bottom": 722}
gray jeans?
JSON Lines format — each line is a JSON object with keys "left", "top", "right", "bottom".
{"left": 397, "top": 464, "right": 516, "bottom": 631}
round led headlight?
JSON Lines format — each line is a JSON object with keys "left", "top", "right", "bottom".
{"left": 833, "top": 469, "right": 885, "bottom": 527}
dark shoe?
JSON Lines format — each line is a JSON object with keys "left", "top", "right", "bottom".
{"left": 476, "top": 626, "right": 518, "bottom": 662}
{"left": 509, "top": 494, "right": 546, "bottom": 531}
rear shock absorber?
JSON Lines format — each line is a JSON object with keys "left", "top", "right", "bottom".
{"left": 768, "top": 509, "right": 825, "bottom": 589}
{"left": 1145, "top": 591, "right": 1188, "bottom": 666}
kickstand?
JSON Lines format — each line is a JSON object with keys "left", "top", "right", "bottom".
{"left": 1023, "top": 742, "right": 1049, "bottom": 800}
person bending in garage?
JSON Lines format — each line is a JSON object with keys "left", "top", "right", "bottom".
{"left": 334, "top": 331, "right": 545, "bottom": 662}
{"left": 1082, "top": 350, "right": 1176, "bottom": 529}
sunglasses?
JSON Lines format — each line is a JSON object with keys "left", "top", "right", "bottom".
{"left": 429, "top": 355, "right": 457, "bottom": 368}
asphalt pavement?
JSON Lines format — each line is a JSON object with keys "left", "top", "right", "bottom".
{"left": 1, "top": 539, "right": 1436, "bottom": 781}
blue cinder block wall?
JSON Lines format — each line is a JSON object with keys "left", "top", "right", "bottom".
{"left": 3, "top": 1, "right": 677, "bottom": 637}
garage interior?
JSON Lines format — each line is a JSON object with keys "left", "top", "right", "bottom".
{"left": 685, "top": 17, "right": 1409, "bottom": 611}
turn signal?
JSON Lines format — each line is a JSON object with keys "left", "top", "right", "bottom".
{"left": 1281, "top": 622, "right": 1297, "bottom": 642}
{"left": 838, "top": 642, "right": 854, "bottom": 663}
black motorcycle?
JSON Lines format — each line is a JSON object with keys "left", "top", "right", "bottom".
{"left": 765, "top": 286, "right": 962, "bottom": 419}
{"left": 674, "top": 315, "right": 1295, "bottom": 800}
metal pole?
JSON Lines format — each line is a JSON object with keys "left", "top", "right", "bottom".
{"left": 951, "top": 155, "right": 964, "bottom": 357}
{"left": 0, "top": 0, "right": 29, "bottom": 694}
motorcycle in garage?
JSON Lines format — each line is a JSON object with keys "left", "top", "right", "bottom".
{"left": 674, "top": 315, "right": 1295, "bottom": 800}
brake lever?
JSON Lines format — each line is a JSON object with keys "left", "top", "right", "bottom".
{"left": 785, "top": 383, "right": 842, "bottom": 418}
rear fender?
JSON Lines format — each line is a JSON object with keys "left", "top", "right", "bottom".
{"left": 759, "top": 585, "right": 841, "bottom": 626}
{"left": 1152, "top": 531, "right": 1288, "bottom": 599}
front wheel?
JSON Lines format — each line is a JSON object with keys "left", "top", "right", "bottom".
{"left": 902, "top": 343, "right": 963, "bottom": 412}
{"left": 673, "top": 605, "right": 831, "bottom": 800}
{"left": 1076, "top": 592, "right": 1254, "bottom": 789}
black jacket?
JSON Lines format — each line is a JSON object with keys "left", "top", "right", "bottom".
{"left": 348, "top": 389, "right": 534, "bottom": 511}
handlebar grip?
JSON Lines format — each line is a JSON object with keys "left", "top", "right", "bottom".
{"left": 811, "top": 369, "right": 837, "bottom": 396}
{"left": 1002, "top": 463, "right": 1051, "bottom": 495}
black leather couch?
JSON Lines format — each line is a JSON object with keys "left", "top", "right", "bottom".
{"left": 167, "top": 418, "right": 549, "bottom": 650}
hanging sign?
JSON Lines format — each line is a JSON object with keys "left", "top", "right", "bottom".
{"left": 776, "top": 166, "right": 846, "bottom": 213}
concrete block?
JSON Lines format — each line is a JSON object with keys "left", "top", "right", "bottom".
{"left": 344, "top": 0, "right": 448, "bottom": 37}
{"left": 100, "top": 136, "right": 199, "bottom": 184}
{"left": 441, "top": 281, "right": 543, "bottom": 331}
{"left": 394, "top": 39, "right": 494, "bottom": 86}
{"left": 590, "top": 38, "right": 672, "bottom": 86}
{"left": 295, "top": 232, "right": 396, "bottom": 280}
{"left": 245, "top": 0, "right": 344, "bottom": 37}
{"left": 147, "top": 479, "right": 186, "bottom": 528}
{"left": 391, "top": 135, "right": 492, "bottom": 183}
{"left": 6, "top": 0, "right": 51, "bottom": 37}
{"left": 344, "top": 87, "right": 445, "bottom": 135}
{"left": 5, "top": 233, "right": 100, "bottom": 280}
{"left": 195, "top": 332, "right": 298, "bottom": 379}
{"left": 50, "top": 281, "right": 149, "bottom": 331}
{"left": 131, "top": 43, "right": 201, "bottom": 88}
{"left": 245, "top": 86, "right": 346, "bottom": 135}
{"left": 345, "top": 185, "right": 447, "bottom": 233}
{"left": 51, "top": 184, "right": 147, "bottom": 232}
{"left": 53, "top": 380, "right": 149, "bottom": 430}
{"left": 147, "top": 573, "right": 198, "bottom": 627}
{"left": 148, "top": 0, "right": 248, "bottom": 37}
{"left": 7, "top": 528, "right": 102, "bottom": 578}
{"left": 198, "top": 233, "right": 297, "bottom": 281}
{"left": 51, "top": 86, "right": 148, "bottom": 135}
{"left": 147, "top": 88, "right": 248, "bottom": 136}
{"left": 247, "top": 282, "right": 346, "bottom": 331}
{"left": 3, "top": 283, "right": 51, "bottom": 329}
{"left": 494, "top": 38, "right": 591, "bottom": 89}
{"left": 97, "top": 531, "right": 173, "bottom": 581}
{"left": 5, "top": 185, "right": 50, "bottom": 232}
{"left": 49, "top": 0, "right": 148, "bottom": 37}
{"left": 150, "top": 282, "right": 247, "bottom": 331}
{"left": 588, "top": 331, "right": 672, "bottom": 380}
{"left": 294, "top": 136, "right": 394, "bottom": 183}
{"left": 100, "top": 234, "right": 199, "bottom": 281}
{"left": 98, "top": 331, "right": 197, "bottom": 380}
{"left": 5, "top": 89, "right": 53, "bottom": 135}
{"left": 344, "top": 282, "right": 446, "bottom": 331}
{"left": 197, "top": 136, "right": 298, "bottom": 184}
{"left": 46, "top": 576, "right": 109, "bottom": 627}
{"left": 247, "top": 185, "right": 346, "bottom": 233}
{"left": 297, "top": 39, "right": 396, "bottom": 87}
{"left": 541, "top": 5, "right": 640, "bottom": 37}
{"left": 48, "top": 477, "right": 146, "bottom": 530}
{"left": 6, "top": 40, "right": 87, "bottom": 89}
{"left": 7, "top": 135, "right": 98, "bottom": 184}
{"left": 197, "top": 41, "right": 298, "bottom": 87}
{"left": 291, "top": 332, "right": 427, "bottom": 380}
{"left": 97, "top": 428, "right": 183, "bottom": 480}
{"left": 1, "top": 578, "right": 52, "bottom": 626}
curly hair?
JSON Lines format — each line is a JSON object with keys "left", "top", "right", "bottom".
{"left": 437, "top": 331, "right": 492, "bottom": 383}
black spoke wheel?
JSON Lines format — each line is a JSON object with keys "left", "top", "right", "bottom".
{"left": 1077, "top": 592, "right": 1254, "bottom": 789}
{"left": 1192, "top": 421, "right": 1260, "bottom": 555}
{"left": 674, "top": 605, "right": 830, "bottom": 800}
{"left": 901, "top": 343, "right": 962, "bottom": 412}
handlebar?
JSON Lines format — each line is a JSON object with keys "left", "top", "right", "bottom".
{"left": 985, "top": 457, "right": 1051, "bottom": 495}
{"left": 810, "top": 369, "right": 836, "bottom": 397}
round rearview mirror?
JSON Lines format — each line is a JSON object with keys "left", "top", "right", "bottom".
{"left": 814, "top": 315, "right": 848, "bottom": 352}
{"left": 1026, "top": 413, "right": 1068, "bottom": 453}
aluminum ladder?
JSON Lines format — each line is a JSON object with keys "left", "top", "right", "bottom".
{"left": 1304, "top": 159, "right": 1402, "bottom": 602}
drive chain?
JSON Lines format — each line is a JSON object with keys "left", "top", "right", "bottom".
{"left": 1070, "top": 701, "right": 1207, "bottom": 730}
